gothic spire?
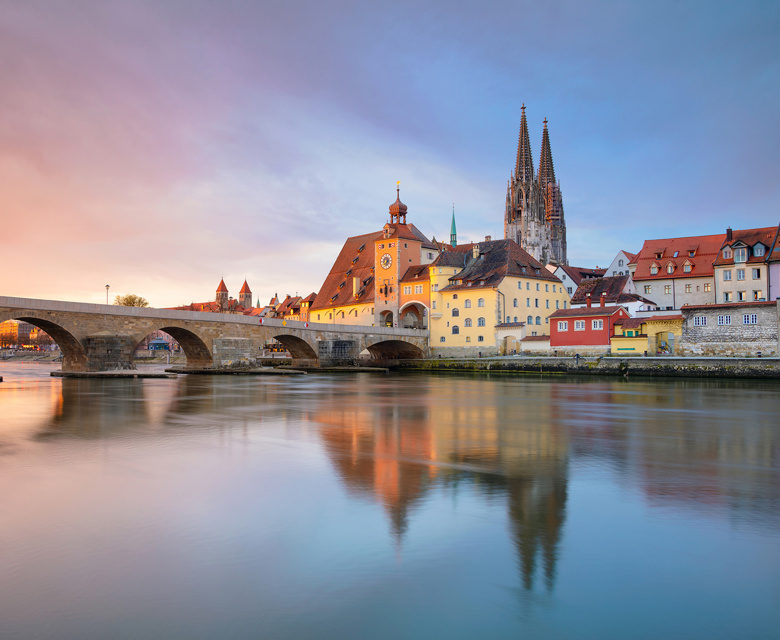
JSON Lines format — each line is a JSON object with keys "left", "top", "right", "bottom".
{"left": 450, "top": 205, "right": 457, "bottom": 247}
{"left": 514, "top": 104, "right": 534, "bottom": 184}
{"left": 538, "top": 118, "right": 556, "bottom": 186}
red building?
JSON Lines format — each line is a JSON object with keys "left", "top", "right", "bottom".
{"left": 548, "top": 294, "right": 630, "bottom": 354}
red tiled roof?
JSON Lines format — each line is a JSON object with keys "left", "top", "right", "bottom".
{"left": 400, "top": 264, "right": 430, "bottom": 283}
{"left": 642, "top": 314, "right": 683, "bottom": 322}
{"left": 239, "top": 280, "right": 251, "bottom": 294}
{"left": 712, "top": 226, "right": 779, "bottom": 266}
{"left": 216, "top": 278, "right": 229, "bottom": 293}
{"left": 548, "top": 306, "right": 626, "bottom": 318}
{"left": 520, "top": 335, "right": 550, "bottom": 342}
{"left": 614, "top": 318, "right": 645, "bottom": 329}
{"left": 633, "top": 234, "right": 726, "bottom": 281}
{"left": 681, "top": 301, "right": 777, "bottom": 311}
{"left": 301, "top": 292, "right": 317, "bottom": 303}
{"left": 558, "top": 265, "right": 607, "bottom": 286}
{"left": 310, "top": 231, "right": 381, "bottom": 311}
{"left": 571, "top": 275, "right": 630, "bottom": 304}
{"left": 623, "top": 250, "right": 638, "bottom": 264}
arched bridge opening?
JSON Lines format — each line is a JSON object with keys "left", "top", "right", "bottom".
{"left": 138, "top": 326, "right": 213, "bottom": 369}
{"left": 366, "top": 339, "right": 425, "bottom": 360}
{"left": 0, "top": 314, "right": 87, "bottom": 372}
{"left": 272, "top": 334, "right": 318, "bottom": 360}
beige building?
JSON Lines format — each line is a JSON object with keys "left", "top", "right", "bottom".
{"left": 429, "top": 239, "right": 568, "bottom": 356}
{"left": 713, "top": 226, "right": 778, "bottom": 304}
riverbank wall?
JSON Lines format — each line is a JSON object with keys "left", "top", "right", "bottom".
{"left": 392, "top": 356, "right": 780, "bottom": 378}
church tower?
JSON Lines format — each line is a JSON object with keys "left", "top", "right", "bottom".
{"left": 238, "top": 280, "right": 253, "bottom": 308}
{"left": 504, "top": 106, "right": 567, "bottom": 266}
{"left": 216, "top": 278, "right": 229, "bottom": 309}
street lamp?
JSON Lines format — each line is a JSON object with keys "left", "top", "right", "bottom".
{"left": 106, "top": 284, "right": 110, "bottom": 304}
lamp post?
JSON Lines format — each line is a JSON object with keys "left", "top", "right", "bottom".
{"left": 106, "top": 284, "right": 110, "bottom": 304}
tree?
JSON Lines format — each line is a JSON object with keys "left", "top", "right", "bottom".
{"left": 114, "top": 294, "right": 149, "bottom": 307}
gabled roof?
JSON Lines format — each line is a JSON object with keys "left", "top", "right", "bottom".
{"left": 713, "top": 226, "right": 780, "bottom": 266}
{"left": 400, "top": 265, "right": 430, "bottom": 283}
{"left": 623, "top": 250, "right": 638, "bottom": 264}
{"left": 633, "top": 234, "right": 726, "bottom": 281}
{"left": 430, "top": 244, "right": 474, "bottom": 268}
{"left": 301, "top": 292, "right": 317, "bottom": 304}
{"left": 558, "top": 265, "right": 607, "bottom": 286}
{"left": 216, "top": 278, "right": 229, "bottom": 293}
{"left": 549, "top": 306, "right": 627, "bottom": 318}
{"left": 440, "top": 239, "right": 560, "bottom": 292}
{"left": 311, "top": 231, "right": 381, "bottom": 311}
{"left": 239, "top": 280, "right": 251, "bottom": 294}
{"left": 571, "top": 275, "right": 630, "bottom": 305}
{"left": 614, "top": 318, "right": 645, "bottom": 329}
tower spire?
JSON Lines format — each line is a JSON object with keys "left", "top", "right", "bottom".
{"left": 538, "top": 118, "right": 556, "bottom": 187}
{"left": 450, "top": 204, "right": 457, "bottom": 247}
{"left": 515, "top": 103, "right": 534, "bottom": 184}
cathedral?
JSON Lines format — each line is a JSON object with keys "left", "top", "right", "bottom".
{"left": 505, "top": 105, "right": 568, "bottom": 266}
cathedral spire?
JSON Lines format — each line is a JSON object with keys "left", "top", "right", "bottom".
{"left": 450, "top": 204, "right": 457, "bottom": 247}
{"left": 514, "top": 104, "right": 534, "bottom": 184}
{"left": 538, "top": 118, "right": 556, "bottom": 187}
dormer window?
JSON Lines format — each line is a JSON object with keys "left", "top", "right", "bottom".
{"left": 689, "top": 250, "right": 696, "bottom": 257}
{"left": 754, "top": 244, "right": 765, "bottom": 257}
{"left": 734, "top": 248, "right": 747, "bottom": 263}
{"left": 666, "top": 263, "right": 674, "bottom": 274}
{"left": 722, "top": 248, "right": 732, "bottom": 259}
{"left": 650, "top": 264, "right": 659, "bottom": 275}
{"left": 655, "top": 252, "right": 663, "bottom": 259}
{"left": 683, "top": 261, "right": 692, "bottom": 273}
{"left": 357, "top": 243, "right": 365, "bottom": 253}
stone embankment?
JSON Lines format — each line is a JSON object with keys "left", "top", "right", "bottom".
{"left": 393, "top": 356, "right": 780, "bottom": 379}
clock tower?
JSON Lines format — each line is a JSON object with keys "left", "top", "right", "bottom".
{"left": 375, "top": 184, "right": 421, "bottom": 327}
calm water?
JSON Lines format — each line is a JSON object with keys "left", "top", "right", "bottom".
{"left": 1, "top": 363, "right": 779, "bottom": 640}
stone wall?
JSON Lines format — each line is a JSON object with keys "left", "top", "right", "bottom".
{"left": 678, "top": 302, "right": 779, "bottom": 357}
{"left": 213, "top": 338, "right": 259, "bottom": 368}
{"left": 318, "top": 339, "right": 359, "bottom": 366}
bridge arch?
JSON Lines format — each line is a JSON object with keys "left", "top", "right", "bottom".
{"left": 132, "top": 324, "right": 213, "bottom": 369}
{"left": 365, "top": 339, "right": 425, "bottom": 360}
{"left": 272, "top": 333, "right": 318, "bottom": 360}
{"left": 0, "top": 312, "right": 87, "bottom": 371}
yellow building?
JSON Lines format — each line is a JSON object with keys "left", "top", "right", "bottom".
{"left": 611, "top": 314, "right": 684, "bottom": 355}
{"left": 430, "top": 239, "right": 568, "bottom": 356}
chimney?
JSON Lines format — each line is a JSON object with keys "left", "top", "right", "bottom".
{"left": 600, "top": 292, "right": 607, "bottom": 307}
{"left": 485, "top": 235, "right": 492, "bottom": 242}
{"left": 353, "top": 276, "right": 360, "bottom": 297}
{"left": 586, "top": 293, "right": 592, "bottom": 308}
{"left": 726, "top": 227, "right": 733, "bottom": 241}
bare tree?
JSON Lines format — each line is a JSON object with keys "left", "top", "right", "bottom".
{"left": 114, "top": 294, "right": 150, "bottom": 307}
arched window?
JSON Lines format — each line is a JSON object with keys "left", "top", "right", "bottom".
{"left": 506, "top": 316, "right": 510, "bottom": 323}
{"left": 619, "top": 259, "right": 624, "bottom": 266}
{"left": 452, "top": 308, "right": 459, "bottom": 317}
{"left": 513, "top": 316, "right": 518, "bottom": 323}
{"left": 464, "top": 299, "right": 471, "bottom": 308}
{"left": 535, "top": 316, "right": 541, "bottom": 325}
{"left": 477, "top": 298, "right": 485, "bottom": 307}
{"left": 478, "top": 317, "right": 486, "bottom": 327}
{"left": 527, "top": 315, "right": 533, "bottom": 324}
{"left": 452, "top": 325, "right": 459, "bottom": 334}
{"left": 453, "top": 294, "right": 458, "bottom": 300}
{"left": 650, "top": 265, "right": 658, "bottom": 275}
{"left": 667, "top": 263, "right": 674, "bottom": 274}
{"left": 513, "top": 298, "right": 518, "bottom": 307}
{"left": 464, "top": 318, "right": 472, "bottom": 327}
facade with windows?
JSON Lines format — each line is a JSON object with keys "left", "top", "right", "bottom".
{"left": 548, "top": 301, "right": 630, "bottom": 355}
{"left": 604, "top": 249, "right": 638, "bottom": 278}
{"left": 677, "top": 301, "right": 779, "bottom": 357}
{"left": 632, "top": 233, "right": 725, "bottom": 311}
{"left": 713, "top": 226, "right": 779, "bottom": 305}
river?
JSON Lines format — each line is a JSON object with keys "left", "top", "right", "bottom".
{"left": 0, "top": 363, "right": 778, "bottom": 639}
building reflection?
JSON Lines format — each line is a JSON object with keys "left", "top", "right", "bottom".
{"left": 313, "top": 375, "right": 570, "bottom": 591}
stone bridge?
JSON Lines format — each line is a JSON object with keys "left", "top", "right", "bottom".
{"left": 0, "top": 296, "right": 430, "bottom": 372}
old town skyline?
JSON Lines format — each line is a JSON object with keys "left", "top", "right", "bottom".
{"left": 1, "top": 1, "right": 778, "bottom": 308}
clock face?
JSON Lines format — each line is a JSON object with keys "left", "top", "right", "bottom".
{"left": 380, "top": 253, "right": 392, "bottom": 269}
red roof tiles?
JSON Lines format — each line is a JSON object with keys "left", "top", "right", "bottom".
{"left": 633, "top": 234, "right": 726, "bottom": 281}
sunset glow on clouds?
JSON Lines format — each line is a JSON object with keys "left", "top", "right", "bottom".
{"left": 1, "top": 1, "right": 778, "bottom": 307}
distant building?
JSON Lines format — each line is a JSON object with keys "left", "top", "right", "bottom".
{"left": 549, "top": 301, "right": 630, "bottom": 355}
{"left": 712, "top": 225, "right": 779, "bottom": 304}
{"left": 604, "top": 250, "right": 637, "bottom": 277}
{"left": 505, "top": 105, "right": 567, "bottom": 266}
{"left": 570, "top": 274, "right": 658, "bottom": 315}
{"left": 550, "top": 265, "right": 606, "bottom": 297}
{"left": 171, "top": 279, "right": 253, "bottom": 314}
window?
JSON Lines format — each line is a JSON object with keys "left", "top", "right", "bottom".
{"left": 685, "top": 284, "right": 692, "bottom": 293}
{"left": 433, "top": 284, "right": 438, "bottom": 292}
{"left": 414, "top": 285, "right": 423, "bottom": 294}
{"left": 558, "top": 321, "right": 569, "bottom": 331}
{"left": 506, "top": 316, "right": 510, "bottom": 323}
{"left": 526, "top": 297, "right": 531, "bottom": 306}
{"left": 545, "top": 300, "right": 549, "bottom": 309}
{"left": 535, "top": 299, "right": 539, "bottom": 308}
{"left": 452, "top": 326, "right": 459, "bottom": 334}
{"left": 665, "top": 285, "right": 672, "bottom": 295}
{"left": 619, "top": 259, "right": 624, "bottom": 266}
{"left": 477, "top": 298, "right": 485, "bottom": 307}
{"left": 723, "top": 248, "right": 732, "bottom": 259}
{"left": 452, "top": 308, "right": 459, "bottom": 317}
{"left": 717, "top": 315, "right": 731, "bottom": 326}
{"left": 535, "top": 316, "right": 542, "bottom": 325}
{"left": 440, "top": 336, "right": 445, "bottom": 342}
{"left": 667, "top": 263, "right": 674, "bottom": 274}
{"left": 556, "top": 300, "right": 560, "bottom": 309}
{"left": 536, "top": 283, "right": 540, "bottom": 291}
{"left": 432, "top": 301, "right": 436, "bottom": 309}
{"left": 513, "top": 298, "right": 518, "bottom": 307}
{"left": 403, "top": 286, "right": 411, "bottom": 295}
{"left": 743, "top": 314, "right": 758, "bottom": 325}
{"left": 478, "top": 317, "right": 486, "bottom": 327}
{"left": 513, "top": 316, "right": 518, "bottom": 322}
{"left": 683, "top": 263, "right": 691, "bottom": 273}
{"left": 755, "top": 245, "right": 765, "bottom": 257}
{"left": 518, "top": 281, "right": 522, "bottom": 289}
{"left": 704, "top": 283, "right": 711, "bottom": 292}
{"left": 738, "top": 291, "right": 746, "bottom": 301}
{"left": 753, "top": 291, "right": 762, "bottom": 301}
{"left": 724, "top": 292, "right": 732, "bottom": 302}
{"left": 553, "top": 285, "right": 556, "bottom": 292}
{"left": 404, "top": 243, "right": 408, "bottom": 248}
{"left": 592, "top": 319, "right": 603, "bottom": 330}
{"left": 464, "top": 318, "right": 472, "bottom": 327}
{"left": 427, "top": 252, "right": 433, "bottom": 260}
{"left": 545, "top": 284, "right": 549, "bottom": 292}
{"left": 752, "top": 268, "right": 761, "bottom": 280}
{"left": 526, "top": 282, "right": 530, "bottom": 290}
{"left": 650, "top": 265, "right": 659, "bottom": 275}
{"left": 574, "top": 320, "right": 585, "bottom": 331}
{"left": 693, "top": 316, "right": 707, "bottom": 327}
{"left": 723, "top": 270, "right": 732, "bottom": 281}
{"left": 567, "top": 287, "right": 573, "bottom": 294}
{"left": 465, "top": 336, "right": 471, "bottom": 342}
{"left": 453, "top": 294, "right": 458, "bottom": 299}
{"left": 478, "top": 335, "right": 484, "bottom": 342}
{"left": 464, "top": 299, "right": 471, "bottom": 308}
{"left": 644, "top": 285, "right": 652, "bottom": 294}
{"left": 737, "top": 269, "right": 745, "bottom": 281}
{"left": 563, "top": 301, "right": 567, "bottom": 309}
{"left": 527, "top": 315, "right": 533, "bottom": 324}
{"left": 734, "top": 248, "right": 747, "bottom": 263}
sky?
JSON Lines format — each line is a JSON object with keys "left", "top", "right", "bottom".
{"left": 1, "top": 0, "right": 779, "bottom": 307}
